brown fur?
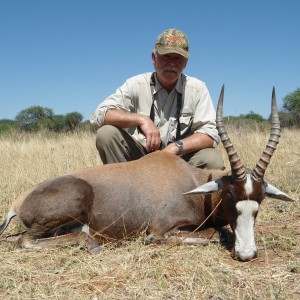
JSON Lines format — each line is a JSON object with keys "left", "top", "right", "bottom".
{"left": 2, "top": 151, "right": 227, "bottom": 251}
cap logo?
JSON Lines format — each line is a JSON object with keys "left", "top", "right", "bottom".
{"left": 166, "top": 34, "right": 184, "bottom": 44}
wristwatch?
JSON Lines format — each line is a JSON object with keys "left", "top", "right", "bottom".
{"left": 175, "top": 140, "right": 184, "bottom": 156}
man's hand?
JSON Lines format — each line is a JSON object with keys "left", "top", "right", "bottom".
{"left": 138, "top": 115, "right": 161, "bottom": 152}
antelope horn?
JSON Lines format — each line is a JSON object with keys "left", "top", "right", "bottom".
{"left": 251, "top": 87, "right": 281, "bottom": 181}
{"left": 216, "top": 85, "right": 246, "bottom": 181}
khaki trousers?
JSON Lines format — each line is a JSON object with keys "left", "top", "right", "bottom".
{"left": 96, "top": 125, "right": 225, "bottom": 170}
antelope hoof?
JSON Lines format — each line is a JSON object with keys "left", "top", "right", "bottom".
{"left": 89, "top": 245, "right": 103, "bottom": 254}
{"left": 145, "top": 233, "right": 166, "bottom": 245}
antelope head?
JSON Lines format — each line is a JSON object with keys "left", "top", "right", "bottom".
{"left": 185, "top": 86, "right": 294, "bottom": 261}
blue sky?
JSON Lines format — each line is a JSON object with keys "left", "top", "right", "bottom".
{"left": 1, "top": 0, "right": 299, "bottom": 121}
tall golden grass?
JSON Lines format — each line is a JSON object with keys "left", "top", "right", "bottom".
{"left": 0, "top": 128, "right": 299, "bottom": 300}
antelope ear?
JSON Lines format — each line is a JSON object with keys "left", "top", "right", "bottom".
{"left": 183, "top": 179, "right": 223, "bottom": 195}
{"left": 265, "top": 182, "right": 295, "bottom": 202}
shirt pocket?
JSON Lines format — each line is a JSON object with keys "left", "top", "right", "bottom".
{"left": 179, "top": 112, "right": 194, "bottom": 134}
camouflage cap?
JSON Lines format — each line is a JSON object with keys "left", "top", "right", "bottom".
{"left": 155, "top": 28, "right": 189, "bottom": 59}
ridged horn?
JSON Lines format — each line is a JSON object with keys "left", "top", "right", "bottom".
{"left": 251, "top": 87, "right": 281, "bottom": 181}
{"left": 216, "top": 85, "right": 246, "bottom": 181}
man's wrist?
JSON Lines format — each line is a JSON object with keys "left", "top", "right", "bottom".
{"left": 175, "top": 140, "right": 184, "bottom": 156}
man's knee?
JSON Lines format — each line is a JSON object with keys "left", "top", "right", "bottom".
{"left": 95, "top": 125, "right": 129, "bottom": 164}
{"left": 96, "top": 125, "right": 146, "bottom": 164}
{"left": 185, "top": 148, "right": 225, "bottom": 170}
{"left": 204, "top": 150, "right": 225, "bottom": 170}
{"left": 96, "top": 125, "right": 120, "bottom": 150}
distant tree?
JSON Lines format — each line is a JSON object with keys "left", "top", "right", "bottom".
{"left": 224, "top": 114, "right": 269, "bottom": 131}
{"left": 283, "top": 88, "right": 300, "bottom": 113}
{"left": 240, "top": 111, "right": 265, "bottom": 122}
{"left": 277, "top": 111, "right": 295, "bottom": 128}
{"left": 0, "top": 119, "right": 18, "bottom": 134}
{"left": 81, "top": 120, "right": 97, "bottom": 132}
{"left": 64, "top": 112, "right": 83, "bottom": 131}
{"left": 51, "top": 115, "right": 67, "bottom": 132}
{"left": 282, "top": 88, "right": 300, "bottom": 127}
{"left": 15, "top": 106, "right": 54, "bottom": 132}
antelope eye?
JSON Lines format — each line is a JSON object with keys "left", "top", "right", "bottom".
{"left": 226, "top": 188, "right": 236, "bottom": 199}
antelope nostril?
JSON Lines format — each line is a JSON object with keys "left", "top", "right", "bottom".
{"left": 236, "top": 249, "right": 257, "bottom": 262}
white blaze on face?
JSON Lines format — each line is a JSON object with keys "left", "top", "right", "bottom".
{"left": 234, "top": 175, "right": 259, "bottom": 261}
{"left": 244, "top": 173, "right": 254, "bottom": 196}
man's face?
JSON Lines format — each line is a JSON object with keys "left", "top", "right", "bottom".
{"left": 152, "top": 52, "right": 187, "bottom": 84}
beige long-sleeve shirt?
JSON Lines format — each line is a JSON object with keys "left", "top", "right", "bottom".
{"left": 90, "top": 72, "right": 220, "bottom": 148}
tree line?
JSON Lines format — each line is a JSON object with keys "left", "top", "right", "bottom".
{"left": 1, "top": 88, "right": 299, "bottom": 135}
{"left": 0, "top": 106, "right": 95, "bottom": 134}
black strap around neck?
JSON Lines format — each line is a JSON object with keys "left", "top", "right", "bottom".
{"left": 150, "top": 72, "right": 156, "bottom": 122}
{"left": 149, "top": 72, "right": 182, "bottom": 140}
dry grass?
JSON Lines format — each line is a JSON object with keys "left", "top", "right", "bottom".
{"left": 0, "top": 128, "right": 299, "bottom": 300}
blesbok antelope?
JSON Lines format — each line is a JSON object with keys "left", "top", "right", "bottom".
{"left": 0, "top": 87, "right": 294, "bottom": 261}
